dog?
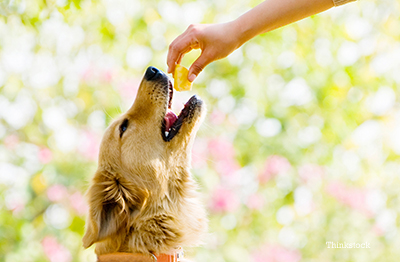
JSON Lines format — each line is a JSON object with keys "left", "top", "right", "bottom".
{"left": 82, "top": 66, "right": 208, "bottom": 261}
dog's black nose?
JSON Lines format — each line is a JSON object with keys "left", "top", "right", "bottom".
{"left": 144, "top": 66, "right": 162, "bottom": 81}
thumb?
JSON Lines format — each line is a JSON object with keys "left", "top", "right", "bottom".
{"left": 188, "top": 53, "right": 211, "bottom": 82}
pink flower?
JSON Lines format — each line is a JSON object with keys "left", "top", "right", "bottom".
{"left": 208, "top": 138, "right": 240, "bottom": 177}
{"left": 215, "top": 159, "right": 240, "bottom": 177}
{"left": 117, "top": 78, "right": 140, "bottom": 105}
{"left": 252, "top": 244, "right": 301, "bottom": 262}
{"left": 372, "top": 224, "right": 384, "bottom": 236}
{"left": 82, "top": 67, "right": 94, "bottom": 82}
{"left": 78, "top": 130, "right": 100, "bottom": 161}
{"left": 326, "top": 182, "right": 372, "bottom": 216}
{"left": 191, "top": 139, "right": 208, "bottom": 168}
{"left": 209, "top": 109, "right": 226, "bottom": 125}
{"left": 38, "top": 148, "right": 53, "bottom": 164}
{"left": 47, "top": 185, "right": 68, "bottom": 202}
{"left": 69, "top": 192, "right": 88, "bottom": 216}
{"left": 42, "top": 236, "right": 72, "bottom": 262}
{"left": 210, "top": 186, "right": 240, "bottom": 213}
{"left": 298, "top": 164, "right": 324, "bottom": 182}
{"left": 259, "top": 156, "right": 291, "bottom": 183}
{"left": 5, "top": 192, "right": 25, "bottom": 214}
{"left": 246, "top": 193, "right": 265, "bottom": 210}
{"left": 4, "top": 135, "right": 19, "bottom": 149}
{"left": 102, "top": 70, "right": 113, "bottom": 83}
{"left": 208, "top": 138, "right": 235, "bottom": 161}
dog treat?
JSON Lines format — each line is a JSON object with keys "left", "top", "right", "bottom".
{"left": 174, "top": 64, "right": 192, "bottom": 91}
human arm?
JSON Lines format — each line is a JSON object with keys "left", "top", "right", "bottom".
{"left": 167, "top": 0, "right": 355, "bottom": 81}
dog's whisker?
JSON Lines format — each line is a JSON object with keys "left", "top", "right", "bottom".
{"left": 83, "top": 67, "right": 208, "bottom": 257}
{"left": 101, "top": 106, "right": 115, "bottom": 122}
{"left": 117, "top": 101, "right": 124, "bottom": 115}
{"left": 199, "top": 121, "right": 219, "bottom": 135}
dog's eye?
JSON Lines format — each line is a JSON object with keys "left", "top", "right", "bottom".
{"left": 119, "top": 119, "right": 129, "bottom": 138}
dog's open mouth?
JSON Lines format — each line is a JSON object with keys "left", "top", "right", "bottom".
{"left": 162, "top": 80, "right": 199, "bottom": 142}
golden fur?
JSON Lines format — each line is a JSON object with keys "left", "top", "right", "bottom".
{"left": 82, "top": 67, "right": 208, "bottom": 256}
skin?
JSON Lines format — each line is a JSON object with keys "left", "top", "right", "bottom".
{"left": 167, "top": 0, "right": 335, "bottom": 82}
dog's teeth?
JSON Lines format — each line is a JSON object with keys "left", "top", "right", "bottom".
{"left": 165, "top": 131, "right": 169, "bottom": 137}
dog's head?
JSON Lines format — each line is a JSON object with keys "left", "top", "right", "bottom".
{"left": 82, "top": 67, "right": 205, "bottom": 251}
{"left": 98, "top": 66, "right": 205, "bottom": 172}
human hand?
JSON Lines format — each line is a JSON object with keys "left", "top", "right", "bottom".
{"left": 167, "top": 22, "right": 242, "bottom": 82}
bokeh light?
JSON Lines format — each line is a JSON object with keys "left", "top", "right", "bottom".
{"left": 0, "top": 0, "right": 399, "bottom": 261}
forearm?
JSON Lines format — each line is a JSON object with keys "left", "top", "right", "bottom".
{"left": 232, "top": 0, "right": 335, "bottom": 46}
{"left": 166, "top": 0, "right": 356, "bottom": 79}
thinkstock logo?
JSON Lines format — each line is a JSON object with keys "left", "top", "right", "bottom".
{"left": 326, "top": 242, "right": 371, "bottom": 249}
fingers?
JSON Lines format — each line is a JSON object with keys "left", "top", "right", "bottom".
{"left": 167, "top": 39, "right": 184, "bottom": 74}
{"left": 168, "top": 43, "right": 193, "bottom": 74}
{"left": 188, "top": 52, "right": 212, "bottom": 82}
{"left": 167, "top": 28, "right": 199, "bottom": 74}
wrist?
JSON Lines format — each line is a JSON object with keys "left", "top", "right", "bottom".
{"left": 230, "top": 16, "right": 258, "bottom": 48}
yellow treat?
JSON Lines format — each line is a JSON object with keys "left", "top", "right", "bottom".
{"left": 174, "top": 64, "right": 192, "bottom": 91}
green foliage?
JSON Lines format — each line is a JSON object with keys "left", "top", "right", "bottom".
{"left": 0, "top": 0, "right": 399, "bottom": 262}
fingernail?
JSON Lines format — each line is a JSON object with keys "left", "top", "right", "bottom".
{"left": 188, "top": 74, "right": 196, "bottom": 82}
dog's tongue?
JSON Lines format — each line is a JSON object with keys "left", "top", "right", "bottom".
{"left": 164, "top": 109, "right": 177, "bottom": 131}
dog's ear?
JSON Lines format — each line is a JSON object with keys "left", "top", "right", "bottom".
{"left": 82, "top": 170, "right": 149, "bottom": 248}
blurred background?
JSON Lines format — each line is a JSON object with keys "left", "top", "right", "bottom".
{"left": 1, "top": 0, "right": 400, "bottom": 261}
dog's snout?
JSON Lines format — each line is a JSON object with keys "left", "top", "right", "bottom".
{"left": 145, "top": 66, "right": 162, "bottom": 81}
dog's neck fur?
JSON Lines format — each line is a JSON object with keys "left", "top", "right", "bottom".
{"left": 85, "top": 165, "right": 207, "bottom": 256}
{"left": 83, "top": 68, "right": 207, "bottom": 257}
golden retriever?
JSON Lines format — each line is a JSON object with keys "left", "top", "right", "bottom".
{"left": 82, "top": 66, "right": 208, "bottom": 260}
